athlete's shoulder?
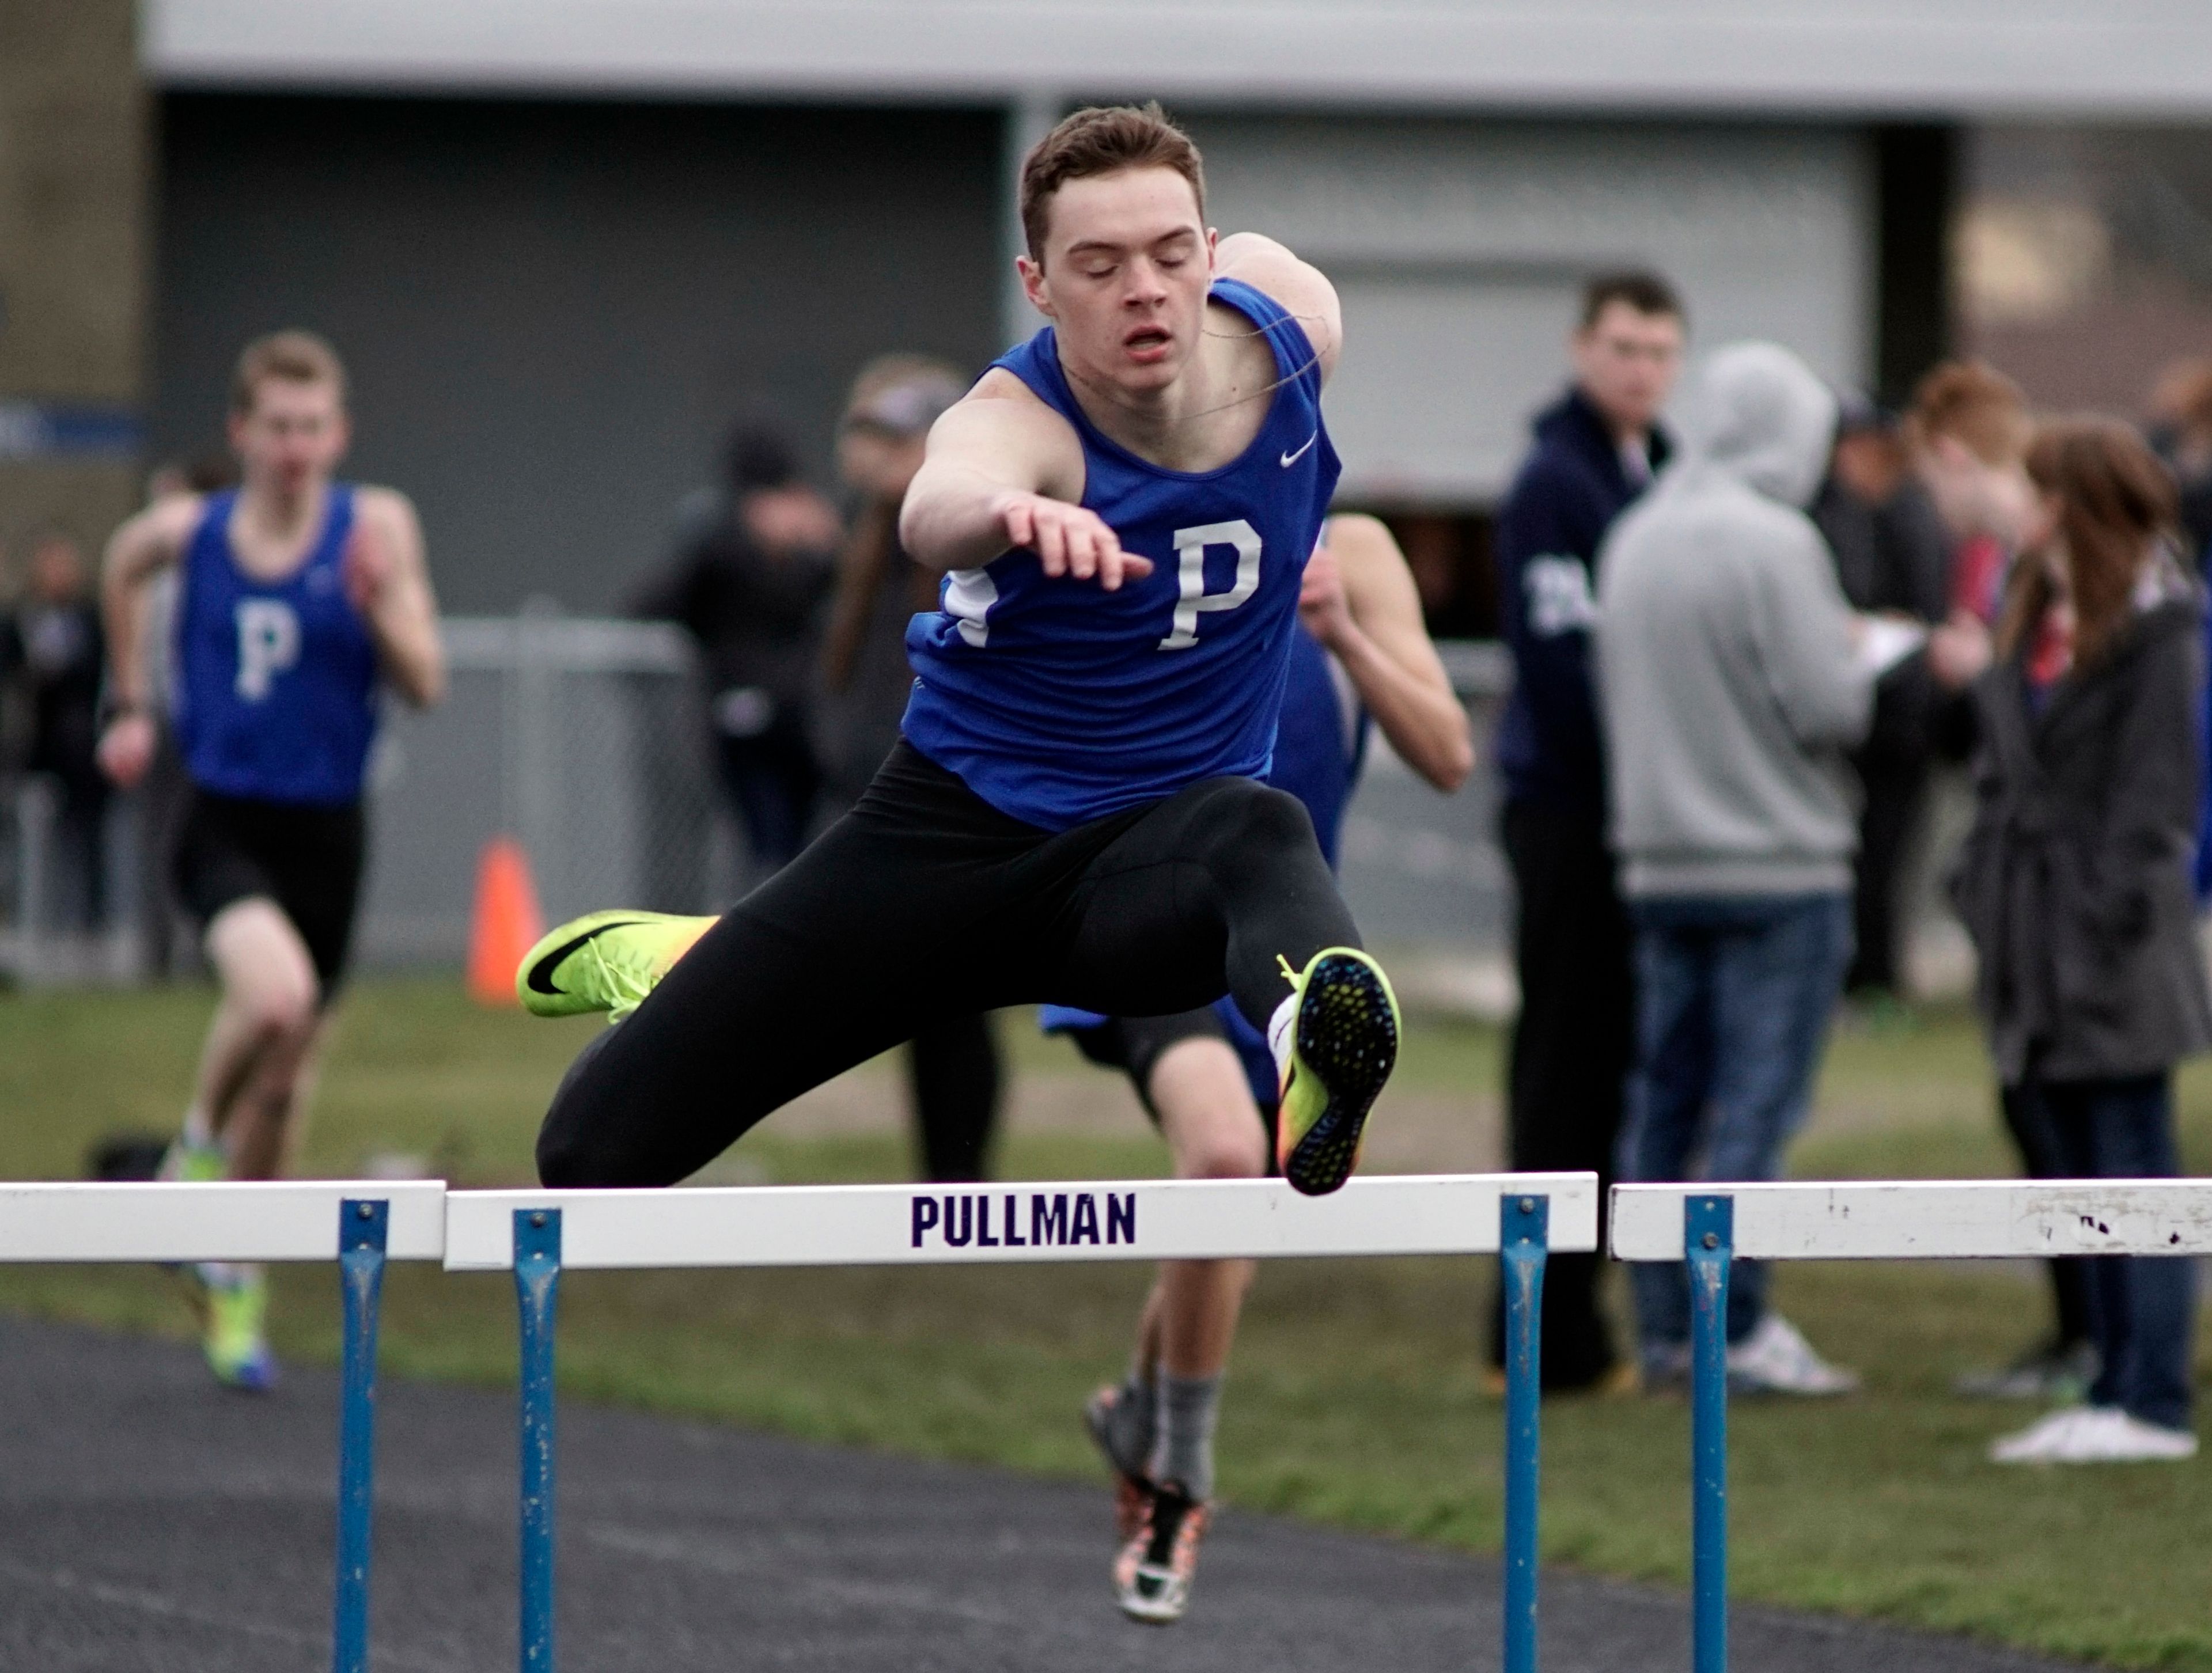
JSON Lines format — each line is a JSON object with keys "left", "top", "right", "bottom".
{"left": 112, "top": 490, "right": 207, "bottom": 571}
{"left": 1212, "top": 236, "right": 1340, "bottom": 384}
{"left": 349, "top": 484, "right": 425, "bottom": 546}
{"left": 931, "top": 370, "right": 1085, "bottom": 502}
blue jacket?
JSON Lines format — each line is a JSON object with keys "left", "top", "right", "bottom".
{"left": 1495, "top": 389, "right": 1669, "bottom": 815}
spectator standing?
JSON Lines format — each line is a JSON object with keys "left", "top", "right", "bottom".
{"left": 1903, "top": 363, "right": 2108, "bottom": 1402}
{"left": 1488, "top": 271, "right": 1683, "bottom": 1391}
{"left": 2143, "top": 356, "right": 2212, "bottom": 563}
{"left": 1597, "top": 342, "right": 1881, "bottom": 1395}
{"left": 1811, "top": 395, "right": 1956, "bottom": 1004}
{"left": 3, "top": 527, "right": 109, "bottom": 931}
{"left": 1953, "top": 422, "right": 2211, "bottom": 1465}
{"left": 817, "top": 355, "right": 1004, "bottom": 1185}
{"left": 632, "top": 423, "right": 840, "bottom": 874}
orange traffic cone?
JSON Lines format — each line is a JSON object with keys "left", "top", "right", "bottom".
{"left": 468, "top": 836, "right": 546, "bottom": 1006}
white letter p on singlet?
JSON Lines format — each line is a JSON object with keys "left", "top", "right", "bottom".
{"left": 234, "top": 598, "right": 301, "bottom": 701}
{"left": 1158, "top": 519, "right": 1262, "bottom": 650}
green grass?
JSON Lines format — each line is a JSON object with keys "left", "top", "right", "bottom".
{"left": 3, "top": 978, "right": 2211, "bottom": 1667}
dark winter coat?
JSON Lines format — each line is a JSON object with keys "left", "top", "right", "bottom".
{"left": 1951, "top": 590, "right": 2212, "bottom": 1084}
{"left": 1494, "top": 389, "right": 1669, "bottom": 817}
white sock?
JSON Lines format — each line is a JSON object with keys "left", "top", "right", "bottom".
{"left": 1267, "top": 993, "right": 1297, "bottom": 1084}
{"left": 180, "top": 1105, "right": 215, "bottom": 1151}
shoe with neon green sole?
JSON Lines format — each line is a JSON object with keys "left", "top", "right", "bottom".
{"left": 516, "top": 911, "right": 715, "bottom": 1022}
{"left": 202, "top": 1268, "right": 276, "bottom": 1393}
{"left": 1274, "top": 947, "right": 1400, "bottom": 1197}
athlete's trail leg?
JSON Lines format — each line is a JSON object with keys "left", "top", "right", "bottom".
{"left": 192, "top": 898, "right": 323, "bottom": 1181}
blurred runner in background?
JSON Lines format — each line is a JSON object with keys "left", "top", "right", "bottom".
{"left": 97, "top": 331, "right": 444, "bottom": 1390}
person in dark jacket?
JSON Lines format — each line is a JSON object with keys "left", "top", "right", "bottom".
{"left": 632, "top": 423, "right": 840, "bottom": 872}
{"left": 1945, "top": 419, "right": 2212, "bottom": 1465}
{"left": 2, "top": 528, "right": 109, "bottom": 930}
{"left": 1811, "top": 394, "right": 1957, "bottom": 1002}
{"left": 1488, "top": 270, "right": 1682, "bottom": 1391}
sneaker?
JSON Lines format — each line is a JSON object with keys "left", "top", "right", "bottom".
{"left": 202, "top": 1268, "right": 276, "bottom": 1393}
{"left": 1113, "top": 1478, "right": 1209, "bottom": 1625}
{"left": 1955, "top": 1337, "right": 2099, "bottom": 1402}
{"left": 1084, "top": 1384, "right": 1156, "bottom": 1543}
{"left": 1272, "top": 948, "right": 1400, "bottom": 1197}
{"left": 516, "top": 911, "right": 714, "bottom": 1021}
{"left": 159, "top": 1136, "right": 227, "bottom": 1183}
{"left": 1726, "top": 1314, "right": 1859, "bottom": 1396}
{"left": 1991, "top": 1405, "right": 2198, "bottom": 1464}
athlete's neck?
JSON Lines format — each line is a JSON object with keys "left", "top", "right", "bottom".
{"left": 1057, "top": 301, "right": 1275, "bottom": 475}
{"left": 230, "top": 477, "right": 331, "bottom": 575}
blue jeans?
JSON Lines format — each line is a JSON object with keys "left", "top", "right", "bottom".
{"left": 2027, "top": 1071, "right": 2196, "bottom": 1431}
{"left": 1619, "top": 893, "right": 1853, "bottom": 1352}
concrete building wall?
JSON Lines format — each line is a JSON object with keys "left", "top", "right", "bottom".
{"left": 152, "top": 96, "right": 1006, "bottom": 613}
{"left": 0, "top": 0, "right": 147, "bottom": 562}
{"left": 1188, "top": 115, "right": 1874, "bottom": 502}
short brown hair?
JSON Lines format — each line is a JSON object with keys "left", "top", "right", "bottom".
{"left": 230, "top": 330, "right": 347, "bottom": 416}
{"left": 1904, "top": 360, "right": 2027, "bottom": 467}
{"left": 1578, "top": 271, "right": 1683, "bottom": 331}
{"left": 1019, "top": 103, "right": 1206, "bottom": 264}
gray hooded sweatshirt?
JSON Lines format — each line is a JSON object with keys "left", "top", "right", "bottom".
{"left": 1595, "top": 342, "right": 1871, "bottom": 898}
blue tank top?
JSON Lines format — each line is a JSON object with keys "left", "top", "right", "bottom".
{"left": 901, "top": 278, "right": 1342, "bottom": 830}
{"left": 173, "top": 485, "right": 381, "bottom": 806}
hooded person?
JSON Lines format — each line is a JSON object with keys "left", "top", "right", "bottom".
{"left": 1594, "top": 340, "right": 1873, "bottom": 1396}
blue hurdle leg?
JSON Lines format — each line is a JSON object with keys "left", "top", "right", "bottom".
{"left": 333, "top": 1198, "right": 388, "bottom": 1673}
{"left": 1500, "top": 1193, "right": 1548, "bottom": 1673}
{"left": 1686, "top": 1195, "right": 1734, "bottom": 1673}
{"left": 514, "top": 1209, "right": 563, "bottom": 1673}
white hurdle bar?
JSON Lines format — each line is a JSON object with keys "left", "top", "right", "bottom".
{"left": 445, "top": 1171, "right": 1599, "bottom": 1673}
{"left": 1611, "top": 1177, "right": 2212, "bottom": 1673}
{"left": 0, "top": 1180, "right": 448, "bottom": 1673}
{"left": 1611, "top": 1178, "right": 2212, "bottom": 1262}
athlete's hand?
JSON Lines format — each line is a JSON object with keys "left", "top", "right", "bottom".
{"left": 96, "top": 712, "right": 156, "bottom": 790}
{"left": 340, "top": 521, "right": 394, "bottom": 613}
{"left": 995, "top": 492, "right": 1153, "bottom": 591}
{"left": 1298, "top": 545, "right": 1355, "bottom": 648}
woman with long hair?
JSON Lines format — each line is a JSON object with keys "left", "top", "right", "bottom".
{"left": 1951, "top": 418, "right": 2212, "bottom": 1463}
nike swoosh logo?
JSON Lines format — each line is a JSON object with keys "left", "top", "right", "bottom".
{"left": 523, "top": 919, "right": 655, "bottom": 995}
{"left": 1280, "top": 432, "right": 1318, "bottom": 468}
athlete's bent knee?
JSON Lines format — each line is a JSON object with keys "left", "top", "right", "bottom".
{"left": 1195, "top": 778, "right": 1317, "bottom": 867}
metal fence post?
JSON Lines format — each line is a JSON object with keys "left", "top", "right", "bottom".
{"left": 332, "top": 1197, "right": 389, "bottom": 1673}
{"left": 514, "top": 1208, "right": 562, "bottom": 1673}
{"left": 1500, "top": 1192, "right": 1548, "bottom": 1673}
{"left": 1687, "top": 1194, "right": 1733, "bottom": 1673}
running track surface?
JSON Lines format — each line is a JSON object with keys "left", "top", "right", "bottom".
{"left": 0, "top": 1316, "right": 2089, "bottom": 1673}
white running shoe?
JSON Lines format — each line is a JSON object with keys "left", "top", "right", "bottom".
{"left": 1991, "top": 1406, "right": 2198, "bottom": 1465}
{"left": 1725, "top": 1314, "right": 1860, "bottom": 1396}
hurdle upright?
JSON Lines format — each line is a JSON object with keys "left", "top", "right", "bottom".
{"left": 0, "top": 1180, "right": 448, "bottom": 1673}
{"left": 1612, "top": 1178, "right": 2212, "bottom": 1673}
{"left": 445, "top": 1170, "right": 1599, "bottom": 1673}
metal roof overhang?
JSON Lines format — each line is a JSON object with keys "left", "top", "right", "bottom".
{"left": 144, "top": 0, "right": 2212, "bottom": 122}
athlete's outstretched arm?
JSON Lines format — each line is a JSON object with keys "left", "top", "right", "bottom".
{"left": 1301, "top": 514, "right": 1473, "bottom": 792}
{"left": 899, "top": 375, "right": 1154, "bottom": 588}
{"left": 346, "top": 488, "right": 445, "bottom": 707}
{"left": 1215, "top": 234, "right": 1342, "bottom": 385}
{"left": 94, "top": 494, "right": 202, "bottom": 788}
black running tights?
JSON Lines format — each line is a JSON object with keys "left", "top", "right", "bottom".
{"left": 537, "top": 743, "right": 1358, "bottom": 1186}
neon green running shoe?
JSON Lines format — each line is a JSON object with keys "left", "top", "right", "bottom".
{"left": 1272, "top": 947, "right": 1400, "bottom": 1197}
{"left": 203, "top": 1268, "right": 276, "bottom": 1392}
{"left": 160, "top": 1136, "right": 226, "bottom": 1183}
{"left": 516, "top": 910, "right": 715, "bottom": 1022}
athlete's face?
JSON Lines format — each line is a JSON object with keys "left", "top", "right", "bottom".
{"left": 1571, "top": 302, "right": 1684, "bottom": 440}
{"left": 229, "top": 377, "right": 350, "bottom": 500}
{"left": 1020, "top": 168, "right": 1215, "bottom": 396}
